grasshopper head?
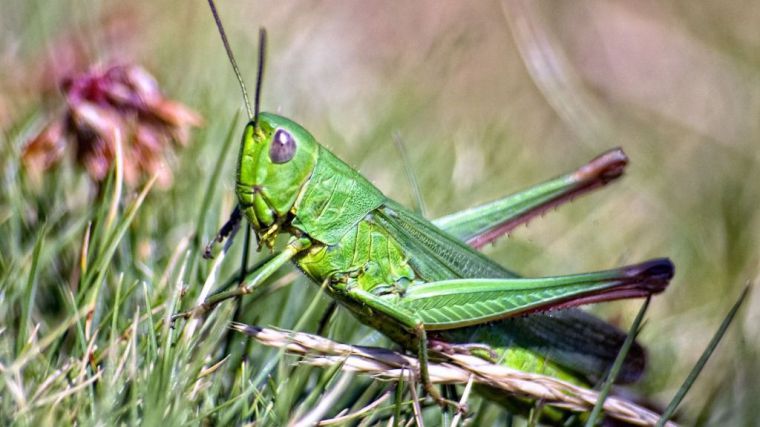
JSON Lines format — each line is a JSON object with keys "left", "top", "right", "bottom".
{"left": 236, "top": 113, "right": 319, "bottom": 240}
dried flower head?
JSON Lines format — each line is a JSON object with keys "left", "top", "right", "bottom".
{"left": 22, "top": 63, "right": 203, "bottom": 188}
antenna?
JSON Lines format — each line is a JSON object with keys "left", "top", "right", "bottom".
{"left": 207, "top": 0, "right": 254, "bottom": 121}
{"left": 253, "top": 28, "right": 266, "bottom": 128}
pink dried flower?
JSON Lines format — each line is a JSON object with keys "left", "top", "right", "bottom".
{"left": 22, "top": 64, "right": 203, "bottom": 188}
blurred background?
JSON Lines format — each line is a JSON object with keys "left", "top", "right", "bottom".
{"left": 2, "top": 0, "right": 758, "bottom": 425}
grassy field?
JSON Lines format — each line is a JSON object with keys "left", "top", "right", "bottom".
{"left": 2, "top": 1, "right": 759, "bottom": 425}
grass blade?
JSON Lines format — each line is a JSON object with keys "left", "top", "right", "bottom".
{"left": 393, "top": 131, "right": 427, "bottom": 217}
{"left": 656, "top": 286, "right": 751, "bottom": 426}
{"left": 82, "top": 173, "right": 158, "bottom": 307}
{"left": 585, "top": 297, "right": 650, "bottom": 426}
{"left": 16, "top": 224, "right": 46, "bottom": 356}
{"left": 194, "top": 112, "right": 240, "bottom": 248}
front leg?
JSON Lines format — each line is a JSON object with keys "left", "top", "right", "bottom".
{"left": 175, "top": 237, "right": 311, "bottom": 320}
{"left": 203, "top": 205, "right": 243, "bottom": 259}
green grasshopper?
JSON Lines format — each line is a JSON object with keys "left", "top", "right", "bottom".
{"left": 180, "top": 0, "right": 674, "bottom": 412}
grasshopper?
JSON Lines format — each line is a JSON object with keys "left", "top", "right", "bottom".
{"left": 179, "top": 0, "right": 675, "bottom": 413}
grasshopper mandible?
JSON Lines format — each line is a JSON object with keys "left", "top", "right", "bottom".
{"left": 178, "top": 0, "right": 675, "bottom": 411}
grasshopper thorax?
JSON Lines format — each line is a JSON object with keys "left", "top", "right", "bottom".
{"left": 236, "top": 113, "right": 319, "bottom": 245}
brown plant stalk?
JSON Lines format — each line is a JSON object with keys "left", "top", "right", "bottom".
{"left": 231, "top": 323, "right": 677, "bottom": 427}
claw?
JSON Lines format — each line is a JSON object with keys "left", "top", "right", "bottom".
{"left": 204, "top": 206, "right": 242, "bottom": 259}
{"left": 455, "top": 401, "right": 469, "bottom": 416}
{"left": 171, "top": 302, "right": 212, "bottom": 325}
{"left": 427, "top": 389, "right": 464, "bottom": 412}
{"left": 169, "top": 311, "right": 189, "bottom": 327}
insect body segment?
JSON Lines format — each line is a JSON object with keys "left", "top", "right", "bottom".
{"left": 237, "top": 113, "right": 386, "bottom": 248}
{"left": 289, "top": 145, "right": 385, "bottom": 245}
{"left": 298, "top": 216, "right": 417, "bottom": 297}
{"left": 236, "top": 114, "right": 319, "bottom": 244}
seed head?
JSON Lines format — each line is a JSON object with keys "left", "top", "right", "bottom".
{"left": 22, "top": 64, "right": 203, "bottom": 188}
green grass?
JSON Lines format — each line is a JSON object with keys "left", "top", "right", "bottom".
{"left": 2, "top": 1, "right": 759, "bottom": 425}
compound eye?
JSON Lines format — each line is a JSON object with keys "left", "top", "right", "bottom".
{"left": 269, "top": 129, "right": 297, "bottom": 164}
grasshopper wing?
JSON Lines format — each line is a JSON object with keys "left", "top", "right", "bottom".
{"left": 375, "top": 201, "right": 519, "bottom": 280}
{"left": 438, "top": 309, "right": 647, "bottom": 383}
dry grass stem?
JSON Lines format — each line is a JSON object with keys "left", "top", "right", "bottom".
{"left": 232, "top": 323, "right": 676, "bottom": 427}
